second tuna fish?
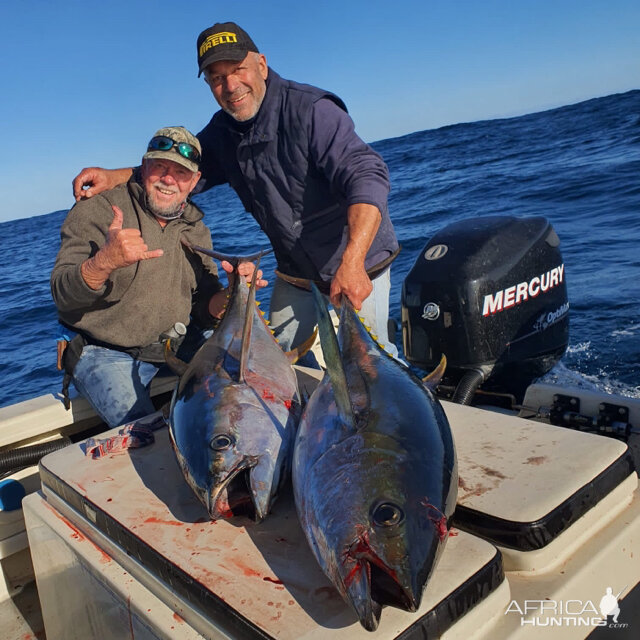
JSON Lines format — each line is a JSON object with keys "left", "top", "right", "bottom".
{"left": 292, "top": 285, "right": 458, "bottom": 631}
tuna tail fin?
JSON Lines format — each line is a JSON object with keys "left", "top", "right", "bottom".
{"left": 238, "top": 252, "right": 266, "bottom": 383}
{"left": 422, "top": 354, "right": 447, "bottom": 391}
{"left": 164, "top": 340, "right": 190, "bottom": 377}
{"left": 310, "top": 285, "right": 354, "bottom": 426}
{"left": 284, "top": 327, "right": 318, "bottom": 364}
{"left": 181, "top": 239, "right": 273, "bottom": 267}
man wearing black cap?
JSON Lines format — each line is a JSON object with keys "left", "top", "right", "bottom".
{"left": 55, "top": 126, "right": 262, "bottom": 427}
{"left": 73, "top": 22, "right": 400, "bottom": 359}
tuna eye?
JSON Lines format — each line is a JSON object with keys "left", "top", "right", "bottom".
{"left": 209, "top": 434, "right": 234, "bottom": 451}
{"left": 372, "top": 503, "right": 404, "bottom": 527}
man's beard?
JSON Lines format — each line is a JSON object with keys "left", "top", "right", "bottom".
{"left": 145, "top": 186, "right": 186, "bottom": 220}
{"left": 222, "top": 100, "right": 260, "bottom": 122}
{"left": 221, "top": 83, "right": 266, "bottom": 122}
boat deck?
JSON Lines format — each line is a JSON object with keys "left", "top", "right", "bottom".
{"left": 2, "top": 367, "right": 640, "bottom": 638}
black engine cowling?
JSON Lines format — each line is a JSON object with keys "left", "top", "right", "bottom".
{"left": 401, "top": 215, "right": 569, "bottom": 402}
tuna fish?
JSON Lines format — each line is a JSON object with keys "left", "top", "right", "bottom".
{"left": 168, "top": 246, "right": 301, "bottom": 522}
{"left": 292, "top": 285, "right": 457, "bottom": 631}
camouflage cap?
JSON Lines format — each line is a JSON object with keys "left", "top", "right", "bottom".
{"left": 143, "top": 126, "right": 202, "bottom": 173}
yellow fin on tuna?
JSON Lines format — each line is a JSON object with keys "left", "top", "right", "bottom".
{"left": 285, "top": 327, "right": 319, "bottom": 364}
{"left": 164, "top": 340, "right": 189, "bottom": 377}
{"left": 422, "top": 355, "right": 447, "bottom": 391}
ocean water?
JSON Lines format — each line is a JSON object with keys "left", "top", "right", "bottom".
{"left": 1, "top": 90, "right": 638, "bottom": 410}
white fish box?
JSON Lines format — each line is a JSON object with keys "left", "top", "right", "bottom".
{"left": 444, "top": 401, "right": 637, "bottom": 573}
{"left": 25, "top": 421, "right": 507, "bottom": 639}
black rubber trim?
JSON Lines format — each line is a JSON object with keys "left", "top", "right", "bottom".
{"left": 452, "top": 449, "right": 636, "bottom": 551}
{"left": 40, "top": 462, "right": 506, "bottom": 637}
{"left": 40, "top": 465, "right": 273, "bottom": 640}
{"left": 395, "top": 548, "right": 504, "bottom": 639}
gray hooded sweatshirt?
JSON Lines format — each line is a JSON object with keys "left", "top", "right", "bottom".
{"left": 51, "top": 177, "right": 222, "bottom": 349}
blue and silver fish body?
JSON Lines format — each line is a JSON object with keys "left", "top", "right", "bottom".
{"left": 292, "top": 286, "right": 457, "bottom": 631}
{"left": 169, "top": 251, "right": 299, "bottom": 522}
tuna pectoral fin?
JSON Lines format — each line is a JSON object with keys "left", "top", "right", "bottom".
{"left": 422, "top": 354, "right": 447, "bottom": 391}
{"left": 164, "top": 340, "right": 189, "bottom": 377}
{"left": 284, "top": 327, "right": 318, "bottom": 364}
{"left": 248, "top": 456, "right": 277, "bottom": 522}
{"left": 310, "top": 285, "right": 354, "bottom": 427}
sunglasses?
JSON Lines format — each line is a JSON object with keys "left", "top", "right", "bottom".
{"left": 147, "top": 136, "right": 201, "bottom": 165}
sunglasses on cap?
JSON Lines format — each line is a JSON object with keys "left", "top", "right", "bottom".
{"left": 147, "top": 136, "right": 201, "bottom": 165}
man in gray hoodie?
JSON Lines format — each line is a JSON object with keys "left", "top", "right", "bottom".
{"left": 52, "top": 126, "right": 262, "bottom": 427}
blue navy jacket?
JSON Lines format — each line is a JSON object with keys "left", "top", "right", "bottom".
{"left": 197, "top": 69, "right": 399, "bottom": 282}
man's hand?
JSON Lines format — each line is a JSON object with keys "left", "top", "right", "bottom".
{"left": 329, "top": 260, "right": 372, "bottom": 310}
{"left": 328, "top": 202, "right": 380, "bottom": 309}
{"left": 208, "top": 260, "right": 269, "bottom": 319}
{"left": 80, "top": 205, "right": 163, "bottom": 289}
{"left": 73, "top": 167, "right": 133, "bottom": 201}
{"left": 101, "top": 205, "right": 164, "bottom": 268}
{"left": 220, "top": 260, "right": 268, "bottom": 289}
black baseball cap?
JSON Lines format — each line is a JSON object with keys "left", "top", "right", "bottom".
{"left": 197, "top": 22, "right": 259, "bottom": 76}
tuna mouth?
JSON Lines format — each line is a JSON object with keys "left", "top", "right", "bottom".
{"left": 208, "top": 459, "right": 259, "bottom": 520}
{"left": 369, "top": 561, "right": 417, "bottom": 612}
{"left": 344, "top": 546, "right": 419, "bottom": 630}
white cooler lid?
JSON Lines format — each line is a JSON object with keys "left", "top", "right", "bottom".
{"left": 444, "top": 400, "right": 635, "bottom": 551}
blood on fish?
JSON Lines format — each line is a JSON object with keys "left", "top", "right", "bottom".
{"left": 340, "top": 529, "right": 364, "bottom": 586}
{"left": 283, "top": 399, "right": 292, "bottom": 410}
{"left": 213, "top": 493, "right": 234, "bottom": 518}
{"left": 343, "top": 561, "right": 365, "bottom": 588}
{"left": 421, "top": 498, "right": 449, "bottom": 542}
{"left": 263, "top": 576, "right": 283, "bottom": 585}
{"left": 341, "top": 525, "right": 398, "bottom": 586}
{"left": 262, "top": 389, "right": 275, "bottom": 400}
{"left": 347, "top": 525, "right": 371, "bottom": 557}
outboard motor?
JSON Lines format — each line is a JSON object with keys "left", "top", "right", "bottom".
{"left": 401, "top": 216, "right": 569, "bottom": 404}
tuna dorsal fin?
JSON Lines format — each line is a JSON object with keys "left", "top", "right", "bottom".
{"left": 311, "top": 284, "right": 354, "bottom": 426}
{"left": 238, "top": 252, "right": 265, "bottom": 383}
{"left": 284, "top": 327, "right": 318, "bottom": 364}
{"left": 422, "top": 354, "right": 447, "bottom": 391}
{"left": 164, "top": 340, "right": 190, "bottom": 377}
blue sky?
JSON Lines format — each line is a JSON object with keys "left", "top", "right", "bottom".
{"left": 0, "top": 1, "right": 638, "bottom": 222}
